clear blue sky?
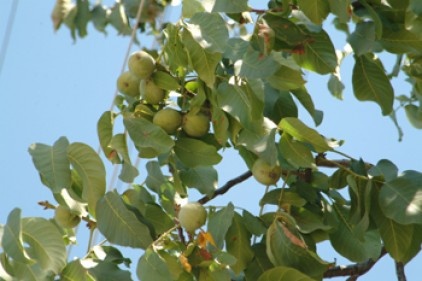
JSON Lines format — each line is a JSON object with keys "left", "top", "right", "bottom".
{"left": 0, "top": 1, "right": 421, "bottom": 280}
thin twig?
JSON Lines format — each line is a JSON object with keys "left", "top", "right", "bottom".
{"left": 396, "top": 261, "right": 407, "bottom": 281}
{"left": 324, "top": 248, "right": 387, "bottom": 278}
{"left": 197, "top": 171, "right": 252, "bottom": 205}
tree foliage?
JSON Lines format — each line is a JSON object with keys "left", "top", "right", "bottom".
{"left": 1, "top": 0, "right": 422, "bottom": 280}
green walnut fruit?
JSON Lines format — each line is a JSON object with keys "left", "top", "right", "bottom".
{"left": 252, "top": 159, "right": 282, "bottom": 186}
{"left": 139, "top": 79, "right": 165, "bottom": 105}
{"left": 178, "top": 202, "right": 207, "bottom": 233}
{"left": 54, "top": 205, "right": 81, "bottom": 228}
{"left": 182, "top": 112, "right": 210, "bottom": 137}
{"left": 128, "top": 50, "right": 156, "bottom": 79}
{"left": 153, "top": 108, "right": 182, "bottom": 134}
{"left": 116, "top": 71, "right": 141, "bottom": 97}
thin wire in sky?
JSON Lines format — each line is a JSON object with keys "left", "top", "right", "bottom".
{"left": 0, "top": 0, "right": 19, "bottom": 80}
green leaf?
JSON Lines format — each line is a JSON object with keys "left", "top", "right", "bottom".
{"left": 242, "top": 210, "right": 267, "bottom": 236}
{"left": 379, "top": 170, "right": 422, "bottom": 224}
{"left": 278, "top": 117, "right": 330, "bottom": 153}
{"left": 211, "top": 106, "right": 229, "bottom": 146}
{"left": 291, "top": 207, "right": 331, "bottom": 234}
{"left": 225, "top": 213, "right": 254, "bottom": 274}
{"left": 381, "top": 25, "right": 422, "bottom": 55}
{"left": 327, "top": 73, "right": 345, "bottom": 99}
{"left": 279, "top": 134, "right": 315, "bottom": 169}
{"left": 182, "top": 0, "right": 205, "bottom": 18}
{"left": 2, "top": 209, "right": 32, "bottom": 263}
{"left": 328, "top": 0, "right": 351, "bottom": 23}
{"left": 260, "top": 190, "right": 307, "bottom": 208}
{"left": 180, "top": 166, "right": 218, "bottom": 196}
{"left": 186, "top": 13, "right": 229, "bottom": 53}
{"left": 266, "top": 220, "right": 330, "bottom": 279}
{"left": 97, "top": 111, "right": 120, "bottom": 164}
{"left": 109, "top": 134, "right": 139, "bottom": 183}
{"left": 290, "top": 87, "right": 317, "bottom": 124}
{"left": 404, "top": 104, "right": 422, "bottom": 129}
{"left": 145, "top": 161, "right": 166, "bottom": 193}
{"left": 263, "top": 13, "right": 310, "bottom": 47}
{"left": 223, "top": 38, "right": 249, "bottom": 61}
{"left": 28, "top": 136, "right": 71, "bottom": 193}
{"left": 328, "top": 204, "right": 382, "bottom": 262}
{"left": 236, "top": 50, "right": 279, "bottom": 79}
{"left": 123, "top": 115, "right": 175, "bottom": 154}
{"left": 298, "top": 0, "right": 330, "bottom": 25}
{"left": 75, "top": 0, "right": 90, "bottom": 37}
{"left": 410, "top": 0, "right": 422, "bottom": 15}
{"left": 67, "top": 142, "right": 106, "bottom": 217}
{"left": 267, "top": 66, "right": 306, "bottom": 91}
{"left": 22, "top": 217, "right": 67, "bottom": 274}
{"left": 212, "top": 0, "right": 249, "bottom": 13}
{"left": 293, "top": 29, "right": 337, "bottom": 74}
{"left": 96, "top": 192, "right": 153, "bottom": 248}
{"left": 257, "top": 266, "right": 315, "bottom": 281}
{"left": 357, "top": 0, "right": 383, "bottom": 39}
{"left": 60, "top": 259, "right": 93, "bottom": 281}
{"left": 109, "top": 2, "right": 131, "bottom": 35}
{"left": 217, "top": 82, "right": 261, "bottom": 130}
{"left": 144, "top": 204, "right": 175, "bottom": 235}
{"left": 352, "top": 54, "right": 394, "bottom": 115}
{"left": 91, "top": 4, "right": 108, "bottom": 34}
{"left": 163, "top": 24, "right": 189, "bottom": 73}
{"left": 89, "top": 261, "right": 132, "bottom": 281}
{"left": 182, "top": 29, "right": 222, "bottom": 87}
{"left": 207, "top": 203, "right": 235, "bottom": 248}
{"left": 152, "top": 71, "right": 180, "bottom": 91}
{"left": 174, "top": 138, "right": 222, "bottom": 168}
{"left": 368, "top": 159, "right": 398, "bottom": 181}
{"left": 348, "top": 22, "right": 376, "bottom": 55}
{"left": 244, "top": 243, "right": 273, "bottom": 280}
{"left": 137, "top": 249, "right": 173, "bottom": 281}
{"left": 371, "top": 189, "right": 415, "bottom": 262}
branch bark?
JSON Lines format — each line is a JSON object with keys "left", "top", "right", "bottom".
{"left": 324, "top": 248, "right": 387, "bottom": 278}
{"left": 197, "top": 171, "right": 252, "bottom": 205}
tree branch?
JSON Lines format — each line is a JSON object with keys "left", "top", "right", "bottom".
{"left": 396, "top": 261, "right": 407, "bottom": 281}
{"left": 197, "top": 171, "right": 252, "bottom": 205}
{"left": 324, "top": 248, "right": 387, "bottom": 278}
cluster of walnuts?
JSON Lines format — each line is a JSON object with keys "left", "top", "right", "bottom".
{"left": 117, "top": 50, "right": 210, "bottom": 138}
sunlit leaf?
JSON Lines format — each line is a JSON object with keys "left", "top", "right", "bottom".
{"left": 267, "top": 66, "right": 306, "bottom": 90}
{"left": 182, "top": 29, "right": 222, "bottom": 87}
{"left": 236, "top": 50, "right": 279, "bottom": 79}
{"left": 279, "top": 134, "right": 315, "bottom": 169}
{"left": 60, "top": 259, "right": 93, "bottom": 281}
{"left": 96, "top": 192, "right": 153, "bottom": 248}
{"left": 352, "top": 54, "right": 394, "bottom": 115}
{"left": 278, "top": 117, "right": 330, "bottom": 152}
{"left": 91, "top": 4, "right": 108, "bottom": 34}
{"left": 186, "top": 13, "right": 229, "bottom": 53}
{"left": 212, "top": 0, "right": 249, "bottom": 13}
{"left": 109, "top": 134, "right": 139, "bottom": 183}
{"left": 297, "top": 0, "right": 330, "bottom": 25}
{"left": 97, "top": 111, "right": 120, "bottom": 164}
{"left": 293, "top": 29, "right": 337, "bottom": 74}
{"left": 174, "top": 138, "right": 222, "bottom": 167}
{"left": 379, "top": 170, "right": 422, "bottom": 225}
{"left": 75, "top": 0, "right": 90, "bottom": 37}
{"left": 22, "top": 217, "right": 67, "bottom": 274}
{"left": 2, "top": 209, "right": 32, "bottom": 264}
{"left": 123, "top": 115, "right": 175, "bottom": 154}
{"left": 28, "top": 136, "right": 71, "bottom": 193}
{"left": 67, "top": 142, "right": 106, "bottom": 217}
{"left": 182, "top": 0, "right": 205, "bottom": 18}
